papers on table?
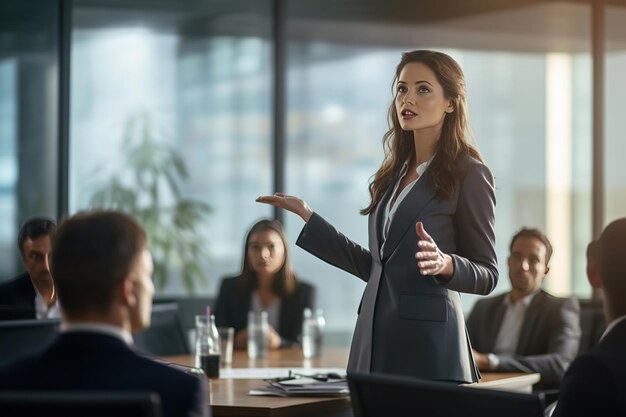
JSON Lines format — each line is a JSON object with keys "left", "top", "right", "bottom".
{"left": 220, "top": 367, "right": 345, "bottom": 380}
{"left": 224, "top": 367, "right": 349, "bottom": 397}
{"left": 249, "top": 376, "right": 349, "bottom": 397}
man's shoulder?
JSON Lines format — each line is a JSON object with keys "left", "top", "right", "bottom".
{"left": 0, "top": 273, "right": 35, "bottom": 306}
{"left": 0, "top": 273, "right": 31, "bottom": 290}
{"left": 593, "top": 320, "right": 626, "bottom": 355}
{"left": 0, "top": 333, "right": 200, "bottom": 385}
{"left": 566, "top": 348, "right": 612, "bottom": 380}
{"left": 472, "top": 292, "right": 506, "bottom": 310}
{"left": 131, "top": 353, "right": 203, "bottom": 384}
{"left": 531, "top": 290, "right": 579, "bottom": 310}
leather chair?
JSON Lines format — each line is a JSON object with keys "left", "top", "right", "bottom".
{"left": 0, "top": 319, "right": 60, "bottom": 368}
{"left": 0, "top": 390, "right": 162, "bottom": 417}
{"left": 133, "top": 303, "right": 189, "bottom": 355}
{"left": 348, "top": 372, "right": 545, "bottom": 417}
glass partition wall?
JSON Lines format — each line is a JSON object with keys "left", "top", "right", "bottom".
{"left": 605, "top": 3, "right": 626, "bottom": 228}
{"left": 0, "top": 0, "right": 60, "bottom": 278}
{"left": 69, "top": 2, "right": 273, "bottom": 294}
{"left": 1, "top": 0, "right": 619, "bottom": 343}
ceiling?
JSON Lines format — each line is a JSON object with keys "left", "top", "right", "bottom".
{"left": 4, "top": 0, "right": 626, "bottom": 57}
{"left": 70, "top": 0, "right": 626, "bottom": 53}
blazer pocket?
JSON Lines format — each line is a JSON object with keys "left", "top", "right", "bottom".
{"left": 399, "top": 293, "right": 448, "bottom": 322}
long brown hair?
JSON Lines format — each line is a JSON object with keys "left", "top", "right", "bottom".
{"left": 361, "top": 50, "right": 483, "bottom": 215}
{"left": 236, "top": 218, "right": 297, "bottom": 297}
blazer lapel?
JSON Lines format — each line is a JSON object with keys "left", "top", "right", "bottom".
{"left": 516, "top": 291, "right": 545, "bottom": 354}
{"left": 381, "top": 176, "right": 437, "bottom": 261}
{"left": 487, "top": 296, "right": 508, "bottom": 352}
{"left": 370, "top": 188, "right": 392, "bottom": 262}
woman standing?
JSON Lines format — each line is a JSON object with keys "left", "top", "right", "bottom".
{"left": 257, "top": 50, "right": 497, "bottom": 383}
{"left": 214, "top": 219, "right": 315, "bottom": 349}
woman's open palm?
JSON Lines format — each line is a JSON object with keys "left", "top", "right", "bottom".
{"left": 256, "top": 193, "right": 313, "bottom": 222}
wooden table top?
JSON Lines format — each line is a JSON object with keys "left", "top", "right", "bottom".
{"left": 166, "top": 348, "right": 351, "bottom": 417}
{"left": 163, "top": 347, "right": 539, "bottom": 416}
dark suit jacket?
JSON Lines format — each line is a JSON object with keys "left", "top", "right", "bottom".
{"left": 0, "top": 332, "right": 209, "bottom": 417}
{"left": 466, "top": 290, "right": 581, "bottom": 388}
{"left": 297, "top": 155, "right": 498, "bottom": 383}
{"left": 214, "top": 276, "right": 315, "bottom": 347}
{"left": 553, "top": 318, "right": 626, "bottom": 417}
{"left": 0, "top": 272, "right": 36, "bottom": 319}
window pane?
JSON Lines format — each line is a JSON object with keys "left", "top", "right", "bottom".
{"left": 605, "top": 5, "right": 626, "bottom": 227}
{"left": 0, "top": 0, "right": 59, "bottom": 281}
{"left": 70, "top": 4, "right": 273, "bottom": 295}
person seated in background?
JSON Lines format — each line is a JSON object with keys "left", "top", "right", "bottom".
{"left": 215, "top": 218, "right": 315, "bottom": 349}
{"left": 553, "top": 218, "right": 626, "bottom": 417}
{"left": 467, "top": 227, "right": 581, "bottom": 389}
{"left": 0, "top": 217, "right": 60, "bottom": 319}
{"left": 0, "top": 210, "right": 209, "bottom": 417}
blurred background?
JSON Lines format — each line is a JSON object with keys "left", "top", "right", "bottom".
{"left": 1, "top": 0, "right": 625, "bottom": 345}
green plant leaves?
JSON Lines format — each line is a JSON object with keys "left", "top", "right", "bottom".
{"left": 88, "top": 111, "right": 211, "bottom": 294}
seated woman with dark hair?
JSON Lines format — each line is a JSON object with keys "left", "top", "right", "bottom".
{"left": 215, "top": 219, "right": 315, "bottom": 349}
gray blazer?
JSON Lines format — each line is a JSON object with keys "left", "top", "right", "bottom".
{"left": 297, "top": 156, "right": 498, "bottom": 383}
{"left": 466, "top": 290, "right": 581, "bottom": 388}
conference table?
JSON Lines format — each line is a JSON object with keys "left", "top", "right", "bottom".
{"left": 164, "top": 348, "right": 539, "bottom": 417}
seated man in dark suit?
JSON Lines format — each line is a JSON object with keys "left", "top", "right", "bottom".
{"left": 553, "top": 218, "right": 626, "bottom": 416}
{"left": 467, "top": 228, "right": 581, "bottom": 389}
{"left": 0, "top": 217, "right": 59, "bottom": 319}
{"left": 0, "top": 210, "right": 210, "bottom": 417}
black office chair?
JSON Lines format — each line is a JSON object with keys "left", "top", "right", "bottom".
{"left": 0, "top": 391, "right": 162, "bottom": 417}
{"left": 153, "top": 296, "right": 214, "bottom": 348}
{"left": 0, "top": 319, "right": 60, "bottom": 368}
{"left": 0, "top": 305, "right": 36, "bottom": 320}
{"left": 577, "top": 298, "right": 606, "bottom": 356}
{"left": 348, "top": 372, "right": 545, "bottom": 417}
{"left": 133, "top": 303, "right": 189, "bottom": 355}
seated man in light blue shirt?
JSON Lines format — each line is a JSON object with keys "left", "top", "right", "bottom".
{"left": 467, "top": 228, "right": 581, "bottom": 389}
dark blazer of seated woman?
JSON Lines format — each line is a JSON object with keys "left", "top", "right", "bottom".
{"left": 215, "top": 276, "right": 315, "bottom": 348}
{"left": 214, "top": 218, "right": 315, "bottom": 349}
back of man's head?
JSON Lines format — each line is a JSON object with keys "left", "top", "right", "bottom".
{"left": 18, "top": 217, "right": 56, "bottom": 254}
{"left": 595, "top": 218, "right": 626, "bottom": 298}
{"left": 51, "top": 210, "right": 147, "bottom": 319}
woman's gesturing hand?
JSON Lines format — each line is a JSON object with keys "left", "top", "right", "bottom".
{"left": 415, "top": 221, "right": 454, "bottom": 280}
{"left": 256, "top": 193, "right": 313, "bottom": 222}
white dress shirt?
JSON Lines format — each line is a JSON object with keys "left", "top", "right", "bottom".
{"left": 380, "top": 158, "right": 432, "bottom": 257}
{"left": 251, "top": 292, "right": 282, "bottom": 331}
{"left": 34, "top": 291, "right": 61, "bottom": 319}
{"left": 489, "top": 291, "right": 539, "bottom": 368}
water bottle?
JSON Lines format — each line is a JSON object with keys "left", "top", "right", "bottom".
{"left": 302, "top": 308, "right": 325, "bottom": 358}
{"left": 195, "top": 314, "right": 221, "bottom": 378}
{"left": 247, "top": 310, "right": 269, "bottom": 359}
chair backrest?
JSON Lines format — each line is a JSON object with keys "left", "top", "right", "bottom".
{"left": 577, "top": 298, "right": 606, "bottom": 355}
{"left": 0, "top": 319, "right": 60, "bottom": 368}
{"left": 0, "top": 305, "right": 36, "bottom": 320}
{"left": 348, "top": 372, "right": 545, "bottom": 417}
{"left": 153, "top": 296, "right": 215, "bottom": 352}
{"left": 0, "top": 390, "right": 162, "bottom": 417}
{"left": 133, "top": 303, "right": 189, "bottom": 355}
